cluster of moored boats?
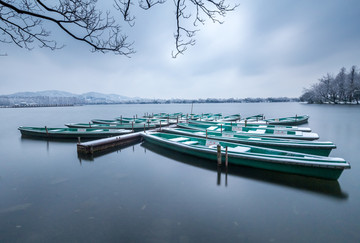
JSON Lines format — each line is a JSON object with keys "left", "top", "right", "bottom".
{"left": 18, "top": 112, "right": 350, "bottom": 180}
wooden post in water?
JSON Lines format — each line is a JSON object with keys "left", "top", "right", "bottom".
{"left": 221, "top": 124, "right": 223, "bottom": 134}
{"left": 78, "top": 137, "right": 81, "bottom": 144}
{"left": 245, "top": 119, "right": 247, "bottom": 127}
{"left": 206, "top": 129, "right": 208, "bottom": 139}
{"left": 45, "top": 126, "right": 49, "bottom": 136}
{"left": 89, "top": 122, "right": 91, "bottom": 128}
{"left": 132, "top": 122, "right": 134, "bottom": 132}
{"left": 160, "top": 120, "right": 162, "bottom": 131}
{"left": 144, "top": 124, "right": 146, "bottom": 132}
{"left": 225, "top": 146, "right": 228, "bottom": 167}
{"left": 217, "top": 144, "right": 222, "bottom": 166}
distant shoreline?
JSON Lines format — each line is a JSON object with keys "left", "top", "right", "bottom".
{"left": 0, "top": 101, "right": 301, "bottom": 109}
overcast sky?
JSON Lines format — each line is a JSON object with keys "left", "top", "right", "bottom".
{"left": 1, "top": 0, "right": 360, "bottom": 99}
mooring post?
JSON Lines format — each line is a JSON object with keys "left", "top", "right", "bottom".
{"left": 160, "top": 120, "right": 162, "bottom": 131}
{"left": 45, "top": 126, "right": 49, "bottom": 136}
{"left": 225, "top": 146, "right": 228, "bottom": 167}
{"left": 177, "top": 116, "right": 179, "bottom": 124}
{"left": 144, "top": 124, "right": 146, "bottom": 132}
{"left": 132, "top": 122, "right": 134, "bottom": 132}
{"left": 221, "top": 124, "right": 223, "bottom": 134}
{"left": 89, "top": 122, "right": 91, "bottom": 128}
{"left": 206, "top": 129, "right": 208, "bottom": 139}
{"left": 78, "top": 137, "right": 81, "bottom": 144}
{"left": 245, "top": 119, "right": 247, "bottom": 127}
{"left": 217, "top": 144, "right": 222, "bottom": 166}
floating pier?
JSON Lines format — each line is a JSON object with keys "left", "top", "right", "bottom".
{"left": 77, "top": 132, "right": 144, "bottom": 154}
{"left": 76, "top": 125, "right": 175, "bottom": 154}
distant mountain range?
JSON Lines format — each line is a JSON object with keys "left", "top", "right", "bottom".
{"left": 4, "top": 90, "right": 134, "bottom": 101}
{"left": 0, "top": 90, "right": 299, "bottom": 107}
{"left": 0, "top": 90, "right": 142, "bottom": 107}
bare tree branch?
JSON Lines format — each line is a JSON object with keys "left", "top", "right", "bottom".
{"left": 0, "top": 0, "right": 134, "bottom": 55}
{"left": 0, "top": 0, "right": 238, "bottom": 57}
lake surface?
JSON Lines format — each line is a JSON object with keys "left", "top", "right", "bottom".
{"left": 0, "top": 103, "right": 359, "bottom": 242}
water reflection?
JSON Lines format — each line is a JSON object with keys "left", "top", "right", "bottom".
{"left": 20, "top": 135, "right": 94, "bottom": 143}
{"left": 141, "top": 141, "right": 349, "bottom": 200}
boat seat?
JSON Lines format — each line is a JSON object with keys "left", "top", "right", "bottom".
{"left": 228, "top": 146, "right": 251, "bottom": 153}
{"left": 182, "top": 141, "right": 199, "bottom": 145}
{"left": 207, "top": 126, "right": 218, "bottom": 131}
{"left": 169, "top": 137, "right": 189, "bottom": 142}
{"left": 194, "top": 132, "right": 205, "bottom": 135}
{"left": 208, "top": 144, "right": 221, "bottom": 149}
{"left": 247, "top": 129, "right": 265, "bottom": 134}
{"left": 295, "top": 131, "right": 302, "bottom": 136}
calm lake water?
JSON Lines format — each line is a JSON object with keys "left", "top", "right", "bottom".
{"left": 0, "top": 103, "right": 359, "bottom": 242}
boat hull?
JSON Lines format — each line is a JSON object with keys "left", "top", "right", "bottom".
{"left": 142, "top": 133, "right": 349, "bottom": 180}
{"left": 18, "top": 127, "right": 132, "bottom": 139}
{"left": 66, "top": 123, "right": 156, "bottom": 132}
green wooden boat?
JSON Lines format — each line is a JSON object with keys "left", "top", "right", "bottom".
{"left": 65, "top": 122, "right": 157, "bottom": 131}
{"left": 92, "top": 118, "right": 143, "bottom": 124}
{"left": 219, "top": 114, "right": 241, "bottom": 121}
{"left": 238, "top": 115, "right": 309, "bottom": 126}
{"left": 162, "top": 127, "right": 335, "bottom": 156}
{"left": 117, "top": 117, "right": 179, "bottom": 124}
{"left": 188, "top": 120, "right": 312, "bottom": 132}
{"left": 143, "top": 112, "right": 167, "bottom": 118}
{"left": 141, "top": 132, "right": 350, "bottom": 180}
{"left": 177, "top": 123, "right": 319, "bottom": 140}
{"left": 245, "top": 114, "right": 264, "bottom": 121}
{"left": 192, "top": 113, "right": 223, "bottom": 121}
{"left": 154, "top": 112, "right": 183, "bottom": 119}
{"left": 18, "top": 126, "right": 132, "bottom": 139}
{"left": 265, "top": 115, "right": 309, "bottom": 125}
{"left": 91, "top": 118, "right": 170, "bottom": 126}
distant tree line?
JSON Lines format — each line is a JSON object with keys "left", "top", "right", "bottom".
{"left": 0, "top": 96, "right": 299, "bottom": 107}
{"left": 140, "top": 97, "right": 299, "bottom": 104}
{"left": 300, "top": 66, "right": 360, "bottom": 104}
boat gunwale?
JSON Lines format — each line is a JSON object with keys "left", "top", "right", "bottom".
{"left": 177, "top": 123, "right": 319, "bottom": 140}
{"left": 162, "top": 128, "right": 336, "bottom": 149}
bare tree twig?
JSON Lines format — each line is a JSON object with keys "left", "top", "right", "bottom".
{"left": 0, "top": 0, "right": 238, "bottom": 56}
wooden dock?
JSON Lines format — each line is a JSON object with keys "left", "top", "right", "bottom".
{"left": 76, "top": 124, "right": 178, "bottom": 154}
{"left": 77, "top": 132, "right": 144, "bottom": 154}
